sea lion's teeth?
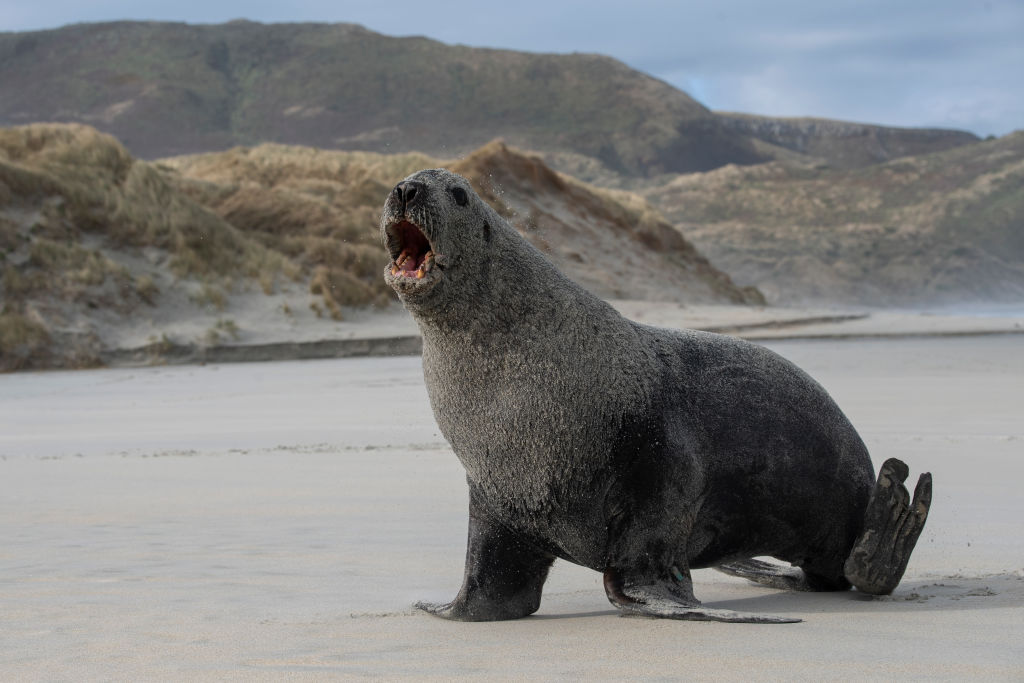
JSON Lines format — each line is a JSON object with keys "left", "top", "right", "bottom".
{"left": 391, "top": 265, "right": 399, "bottom": 275}
{"left": 397, "top": 252, "right": 409, "bottom": 267}
{"left": 415, "top": 267, "right": 425, "bottom": 279}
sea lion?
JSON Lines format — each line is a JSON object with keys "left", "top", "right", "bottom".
{"left": 381, "top": 169, "right": 932, "bottom": 623}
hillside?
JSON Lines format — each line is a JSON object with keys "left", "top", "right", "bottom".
{"left": 0, "top": 21, "right": 762, "bottom": 176}
{"left": 447, "top": 142, "right": 762, "bottom": 304}
{"left": 716, "top": 113, "right": 979, "bottom": 169}
{"left": 644, "top": 131, "right": 1024, "bottom": 306}
{"left": 0, "top": 124, "right": 304, "bottom": 370}
{"left": 0, "top": 123, "right": 758, "bottom": 371}
{"left": 0, "top": 21, "right": 977, "bottom": 178}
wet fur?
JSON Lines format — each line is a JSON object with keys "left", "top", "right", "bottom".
{"left": 382, "top": 169, "right": 876, "bottom": 621}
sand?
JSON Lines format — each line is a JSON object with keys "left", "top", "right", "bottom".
{"left": 2, "top": 334, "right": 1023, "bottom": 679}
{"left": 83, "top": 288, "right": 1024, "bottom": 369}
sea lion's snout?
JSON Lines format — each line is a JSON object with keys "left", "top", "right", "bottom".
{"left": 382, "top": 176, "right": 441, "bottom": 293}
{"left": 382, "top": 168, "right": 480, "bottom": 298}
{"left": 393, "top": 180, "right": 425, "bottom": 212}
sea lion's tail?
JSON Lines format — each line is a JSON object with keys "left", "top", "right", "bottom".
{"left": 842, "top": 458, "right": 932, "bottom": 595}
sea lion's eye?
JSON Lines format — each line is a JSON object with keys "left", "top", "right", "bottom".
{"left": 450, "top": 187, "right": 468, "bottom": 207}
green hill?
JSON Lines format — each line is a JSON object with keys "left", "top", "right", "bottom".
{"left": 715, "top": 113, "right": 979, "bottom": 170}
{"left": 0, "top": 21, "right": 976, "bottom": 177}
{"left": 0, "top": 21, "right": 761, "bottom": 176}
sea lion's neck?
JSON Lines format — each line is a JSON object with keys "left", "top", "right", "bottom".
{"left": 408, "top": 231, "right": 622, "bottom": 349}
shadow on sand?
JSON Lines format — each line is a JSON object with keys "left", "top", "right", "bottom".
{"left": 525, "top": 573, "right": 1023, "bottom": 621}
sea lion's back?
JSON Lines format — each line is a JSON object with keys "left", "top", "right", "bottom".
{"left": 638, "top": 325, "right": 872, "bottom": 557}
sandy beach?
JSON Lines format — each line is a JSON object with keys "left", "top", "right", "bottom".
{"left": 2, "top": 334, "right": 1023, "bottom": 679}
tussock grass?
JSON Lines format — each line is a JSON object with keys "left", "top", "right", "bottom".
{"left": 0, "top": 124, "right": 436, "bottom": 370}
{"left": 163, "top": 143, "right": 441, "bottom": 312}
{"left": 450, "top": 141, "right": 764, "bottom": 305}
{"left": 1, "top": 125, "right": 298, "bottom": 300}
{"left": 1, "top": 123, "right": 771, "bottom": 370}
{"left": 0, "top": 309, "right": 51, "bottom": 371}
{"left": 647, "top": 131, "right": 1024, "bottom": 305}
{"left": 0, "top": 124, "right": 307, "bottom": 366}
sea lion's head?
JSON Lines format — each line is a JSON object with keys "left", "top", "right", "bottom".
{"left": 381, "top": 168, "right": 497, "bottom": 309}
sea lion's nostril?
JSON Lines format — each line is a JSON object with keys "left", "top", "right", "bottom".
{"left": 395, "top": 181, "right": 422, "bottom": 208}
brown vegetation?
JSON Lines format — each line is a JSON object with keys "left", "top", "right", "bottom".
{"left": 3, "top": 123, "right": 755, "bottom": 371}
{"left": 162, "top": 144, "right": 436, "bottom": 317}
{"left": 0, "top": 124, "right": 297, "bottom": 368}
{"left": 645, "top": 131, "right": 1024, "bottom": 305}
{"left": 167, "top": 139, "right": 760, "bottom": 310}
{"left": 0, "top": 309, "right": 51, "bottom": 371}
{"left": 450, "top": 141, "right": 763, "bottom": 304}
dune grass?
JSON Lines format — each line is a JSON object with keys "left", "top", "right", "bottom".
{"left": 0, "top": 124, "right": 443, "bottom": 366}
{"left": 0, "top": 309, "right": 51, "bottom": 371}
{"left": 1, "top": 122, "right": 764, "bottom": 369}
{"left": 0, "top": 124, "right": 304, "bottom": 365}
{"left": 0, "top": 124, "right": 298, "bottom": 285}
{"left": 162, "top": 143, "right": 440, "bottom": 317}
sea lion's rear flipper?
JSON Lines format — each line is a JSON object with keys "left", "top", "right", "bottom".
{"left": 716, "top": 558, "right": 819, "bottom": 591}
{"left": 603, "top": 566, "right": 801, "bottom": 624}
{"left": 843, "top": 457, "right": 932, "bottom": 596}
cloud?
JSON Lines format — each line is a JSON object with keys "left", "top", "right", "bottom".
{"left": 619, "top": 1, "right": 1024, "bottom": 135}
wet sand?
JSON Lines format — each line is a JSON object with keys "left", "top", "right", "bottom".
{"left": 2, "top": 336, "right": 1022, "bottom": 679}
{"left": 94, "top": 299, "right": 1024, "bottom": 369}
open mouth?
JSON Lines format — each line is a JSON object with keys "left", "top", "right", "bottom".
{"left": 387, "top": 220, "right": 436, "bottom": 281}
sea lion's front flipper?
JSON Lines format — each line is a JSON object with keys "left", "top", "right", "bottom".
{"left": 844, "top": 458, "right": 932, "bottom": 595}
{"left": 416, "top": 490, "right": 555, "bottom": 621}
{"left": 603, "top": 565, "right": 801, "bottom": 624}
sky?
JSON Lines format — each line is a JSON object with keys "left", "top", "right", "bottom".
{"left": 2, "top": 1, "right": 1022, "bottom": 137}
